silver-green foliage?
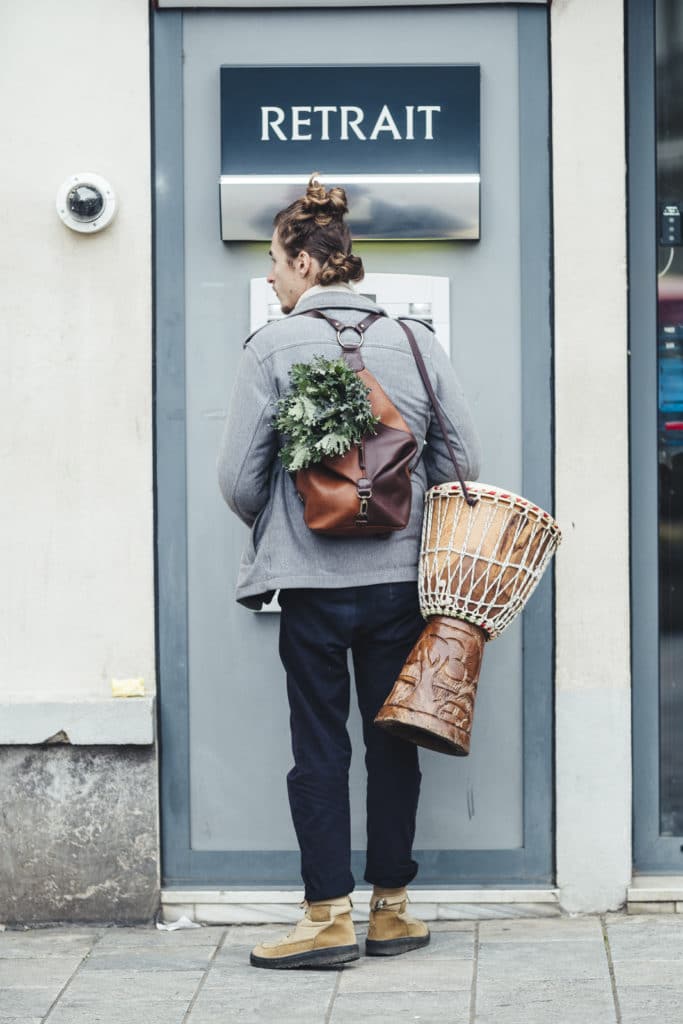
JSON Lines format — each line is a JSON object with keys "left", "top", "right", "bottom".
{"left": 274, "top": 356, "right": 380, "bottom": 471}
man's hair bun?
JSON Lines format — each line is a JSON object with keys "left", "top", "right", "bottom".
{"left": 318, "top": 251, "right": 364, "bottom": 286}
{"left": 301, "top": 175, "right": 349, "bottom": 226}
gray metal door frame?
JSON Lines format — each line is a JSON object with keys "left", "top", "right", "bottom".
{"left": 153, "top": 6, "right": 555, "bottom": 889}
{"left": 628, "top": 0, "right": 683, "bottom": 871}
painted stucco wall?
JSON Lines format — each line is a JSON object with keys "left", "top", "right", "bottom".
{"left": 0, "top": 0, "right": 155, "bottom": 701}
{"left": 552, "top": 0, "right": 632, "bottom": 911}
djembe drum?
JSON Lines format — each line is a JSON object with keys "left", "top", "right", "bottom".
{"left": 374, "top": 482, "right": 562, "bottom": 756}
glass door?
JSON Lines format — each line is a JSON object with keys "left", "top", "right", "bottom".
{"left": 630, "top": 0, "right": 683, "bottom": 870}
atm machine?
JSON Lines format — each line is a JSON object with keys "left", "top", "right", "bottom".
{"left": 250, "top": 273, "right": 450, "bottom": 352}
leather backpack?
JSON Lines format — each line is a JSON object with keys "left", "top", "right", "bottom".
{"left": 291, "top": 309, "right": 417, "bottom": 537}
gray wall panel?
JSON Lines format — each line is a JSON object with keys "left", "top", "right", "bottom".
{"left": 155, "top": 3, "right": 552, "bottom": 885}
{"left": 183, "top": 6, "right": 523, "bottom": 855}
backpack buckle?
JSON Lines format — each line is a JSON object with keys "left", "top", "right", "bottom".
{"left": 356, "top": 478, "right": 372, "bottom": 500}
{"left": 336, "top": 324, "right": 365, "bottom": 349}
{"left": 356, "top": 477, "right": 372, "bottom": 523}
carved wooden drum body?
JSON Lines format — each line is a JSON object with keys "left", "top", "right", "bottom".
{"left": 375, "top": 483, "right": 562, "bottom": 755}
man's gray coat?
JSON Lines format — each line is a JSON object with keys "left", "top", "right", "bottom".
{"left": 217, "top": 287, "right": 481, "bottom": 608}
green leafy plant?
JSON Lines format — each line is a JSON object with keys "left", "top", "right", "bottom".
{"left": 274, "top": 356, "right": 380, "bottom": 472}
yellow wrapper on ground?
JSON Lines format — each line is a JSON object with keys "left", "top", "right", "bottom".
{"left": 111, "top": 677, "right": 145, "bottom": 698}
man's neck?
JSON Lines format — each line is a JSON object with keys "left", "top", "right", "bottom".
{"left": 294, "top": 281, "right": 355, "bottom": 309}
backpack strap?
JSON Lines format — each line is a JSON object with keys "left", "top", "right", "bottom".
{"left": 293, "top": 308, "right": 384, "bottom": 370}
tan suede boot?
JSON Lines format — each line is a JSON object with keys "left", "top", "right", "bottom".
{"left": 250, "top": 895, "right": 359, "bottom": 969}
{"left": 366, "top": 886, "right": 430, "bottom": 956}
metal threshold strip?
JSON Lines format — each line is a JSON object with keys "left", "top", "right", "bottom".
{"left": 160, "top": 888, "right": 560, "bottom": 924}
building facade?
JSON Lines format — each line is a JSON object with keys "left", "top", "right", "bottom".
{"left": 0, "top": 0, "right": 675, "bottom": 922}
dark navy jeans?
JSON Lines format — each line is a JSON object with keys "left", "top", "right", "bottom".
{"left": 278, "top": 582, "right": 425, "bottom": 903}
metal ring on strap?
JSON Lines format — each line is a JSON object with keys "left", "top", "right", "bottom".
{"left": 336, "top": 324, "right": 365, "bottom": 349}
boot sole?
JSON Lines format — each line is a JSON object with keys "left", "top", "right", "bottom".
{"left": 250, "top": 943, "right": 360, "bottom": 970}
{"left": 365, "top": 933, "right": 431, "bottom": 957}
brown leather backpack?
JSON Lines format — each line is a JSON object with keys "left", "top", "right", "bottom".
{"left": 291, "top": 309, "right": 418, "bottom": 537}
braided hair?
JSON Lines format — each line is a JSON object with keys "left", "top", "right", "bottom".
{"left": 273, "top": 174, "right": 364, "bottom": 286}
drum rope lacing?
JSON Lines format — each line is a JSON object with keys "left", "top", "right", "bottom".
{"left": 419, "top": 483, "right": 562, "bottom": 639}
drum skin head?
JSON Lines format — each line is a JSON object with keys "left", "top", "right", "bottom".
{"left": 419, "top": 482, "right": 562, "bottom": 638}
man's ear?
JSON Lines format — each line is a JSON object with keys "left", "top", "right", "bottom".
{"left": 296, "top": 250, "right": 312, "bottom": 277}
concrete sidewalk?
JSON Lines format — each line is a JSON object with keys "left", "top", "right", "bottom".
{"left": 1, "top": 913, "right": 682, "bottom": 1023}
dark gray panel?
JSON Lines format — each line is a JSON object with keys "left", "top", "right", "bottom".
{"left": 168, "top": 848, "right": 551, "bottom": 888}
{"left": 153, "top": 11, "right": 192, "bottom": 882}
{"left": 518, "top": 5, "right": 553, "bottom": 882}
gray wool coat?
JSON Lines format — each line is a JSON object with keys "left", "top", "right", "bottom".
{"left": 217, "top": 288, "right": 482, "bottom": 608}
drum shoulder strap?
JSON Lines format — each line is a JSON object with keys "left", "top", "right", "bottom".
{"left": 397, "top": 318, "right": 475, "bottom": 507}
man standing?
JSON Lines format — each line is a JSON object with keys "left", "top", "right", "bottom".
{"left": 217, "top": 176, "right": 481, "bottom": 969}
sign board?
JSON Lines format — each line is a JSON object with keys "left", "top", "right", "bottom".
{"left": 219, "top": 65, "right": 480, "bottom": 241}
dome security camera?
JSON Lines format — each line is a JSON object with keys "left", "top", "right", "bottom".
{"left": 57, "top": 173, "right": 117, "bottom": 233}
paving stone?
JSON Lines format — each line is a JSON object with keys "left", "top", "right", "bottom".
{"left": 216, "top": 926, "right": 282, "bottom": 961}
{"left": 83, "top": 946, "right": 219, "bottom": 971}
{"left": 47, "top": 999, "right": 192, "bottom": 1024}
{"left": 220, "top": 925, "right": 283, "bottom": 944}
{"left": 329, "top": 990, "right": 471, "bottom": 1023}
{"left": 477, "top": 939, "right": 609, "bottom": 982}
{"left": 188, "top": 967, "right": 336, "bottom": 1023}
{"left": 6, "top": 915, "right": 683, "bottom": 1024}
{"left": 479, "top": 916, "right": 603, "bottom": 942}
{"left": 0, "top": 929, "right": 99, "bottom": 959}
{"left": 202, "top": 963, "right": 338, "bottom": 995}
{"left": 95, "top": 926, "right": 225, "bottom": 949}
{"left": 610, "top": 960, "right": 683, "bottom": 986}
{"left": 0, "top": 1017, "right": 43, "bottom": 1024}
{"left": 607, "top": 934, "right": 683, "bottom": 963}
{"left": 212, "top": 947, "right": 257, "bottom": 971}
{"left": 0, "top": 957, "right": 81, "bottom": 987}
{"left": 617, "top": 984, "right": 683, "bottom": 1024}
{"left": 606, "top": 914, "right": 683, "bottom": 941}
{"left": 187, "top": 997, "right": 330, "bottom": 1024}
{"left": 475, "top": 976, "right": 616, "bottom": 1024}
{"left": 0, "top": 988, "right": 61, "bottom": 1017}
{"left": 418, "top": 929, "right": 474, "bottom": 959}
{"left": 53, "top": 968, "right": 204, "bottom": 1002}
{"left": 429, "top": 921, "right": 476, "bottom": 933}
{"left": 338, "top": 957, "right": 472, "bottom": 994}
{"left": 213, "top": 943, "right": 275, "bottom": 970}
